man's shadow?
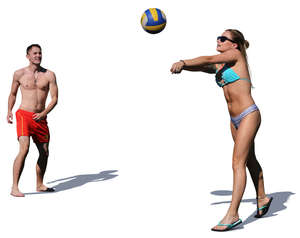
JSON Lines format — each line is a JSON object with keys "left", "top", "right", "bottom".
{"left": 24, "top": 170, "right": 118, "bottom": 195}
{"left": 210, "top": 190, "right": 295, "bottom": 229}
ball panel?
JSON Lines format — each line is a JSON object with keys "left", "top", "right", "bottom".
{"left": 161, "top": 10, "right": 166, "bottom": 21}
{"left": 141, "top": 13, "right": 148, "bottom": 27}
{"left": 145, "top": 9, "right": 154, "bottom": 25}
{"left": 144, "top": 23, "right": 166, "bottom": 32}
{"left": 149, "top": 8, "right": 159, "bottom": 21}
{"left": 154, "top": 9, "right": 166, "bottom": 25}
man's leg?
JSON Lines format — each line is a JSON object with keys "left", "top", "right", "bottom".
{"left": 35, "top": 142, "right": 51, "bottom": 191}
{"left": 11, "top": 136, "right": 30, "bottom": 197}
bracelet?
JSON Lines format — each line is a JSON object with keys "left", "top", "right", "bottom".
{"left": 180, "top": 60, "right": 186, "bottom": 66}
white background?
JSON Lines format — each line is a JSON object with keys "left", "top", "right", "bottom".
{"left": 0, "top": 0, "right": 299, "bottom": 237}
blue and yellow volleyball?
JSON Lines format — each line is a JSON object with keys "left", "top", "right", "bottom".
{"left": 141, "top": 8, "right": 167, "bottom": 34}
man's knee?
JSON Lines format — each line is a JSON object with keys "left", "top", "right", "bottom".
{"left": 37, "top": 143, "right": 49, "bottom": 158}
{"left": 18, "top": 137, "right": 30, "bottom": 155}
{"left": 19, "top": 143, "right": 30, "bottom": 156}
{"left": 40, "top": 148, "right": 49, "bottom": 158}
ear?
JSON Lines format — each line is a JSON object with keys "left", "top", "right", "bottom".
{"left": 232, "top": 43, "right": 238, "bottom": 49}
{"left": 26, "top": 54, "right": 30, "bottom": 59}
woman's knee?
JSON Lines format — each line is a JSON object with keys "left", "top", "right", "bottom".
{"left": 232, "top": 156, "right": 247, "bottom": 171}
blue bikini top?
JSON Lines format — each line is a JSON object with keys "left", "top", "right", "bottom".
{"left": 215, "top": 65, "right": 251, "bottom": 87}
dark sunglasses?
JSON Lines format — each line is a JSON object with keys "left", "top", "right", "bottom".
{"left": 217, "top": 36, "right": 236, "bottom": 43}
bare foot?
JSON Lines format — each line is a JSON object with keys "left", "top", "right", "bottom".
{"left": 211, "top": 214, "right": 240, "bottom": 231}
{"left": 37, "top": 184, "right": 55, "bottom": 192}
{"left": 37, "top": 184, "right": 48, "bottom": 191}
{"left": 11, "top": 188, "right": 25, "bottom": 197}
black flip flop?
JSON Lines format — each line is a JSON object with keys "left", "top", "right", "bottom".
{"left": 255, "top": 197, "right": 273, "bottom": 218}
{"left": 39, "top": 187, "right": 55, "bottom": 192}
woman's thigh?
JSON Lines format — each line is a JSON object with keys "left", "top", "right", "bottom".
{"left": 230, "top": 121, "right": 237, "bottom": 142}
{"left": 233, "top": 111, "right": 261, "bottom": 162}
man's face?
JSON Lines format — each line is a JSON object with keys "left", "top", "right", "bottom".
{"left": 26, "top": 46, "right": 42, "bottom": 65}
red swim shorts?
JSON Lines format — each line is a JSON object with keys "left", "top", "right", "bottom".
{"left": 16, "top": 109, "right": 50, "bottom": 143}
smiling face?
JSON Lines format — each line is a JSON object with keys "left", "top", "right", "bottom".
{"left": 216, "top": 31, "right": 238, "bottom": 53}
{"left": 26, "top": 46, "right": 42, "bottom": 65}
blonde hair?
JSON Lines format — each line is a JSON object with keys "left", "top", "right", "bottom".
{"left": 226, "top": 29, "right": 249, "bottom": 60}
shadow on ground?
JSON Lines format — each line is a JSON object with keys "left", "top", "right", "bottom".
{"left": 24, "top": 170, "right": 118, "bottom": 195}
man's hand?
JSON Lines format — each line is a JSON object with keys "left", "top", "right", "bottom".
{"left": 7, "top": 111, "right": 13, "bottom": 124}
{"left": 33, "top": 112, "right": 46, "bottom": 121}
{"left": 170, "top": 61, "right": 185, "bottom": 74}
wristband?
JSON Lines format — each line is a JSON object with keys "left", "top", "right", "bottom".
{"left": 180, "top": 60, "right": 186, "bottom": 66}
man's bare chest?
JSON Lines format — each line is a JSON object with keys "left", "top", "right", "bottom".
{"left": 20, "top": 73, "right": 49, "bottom": 91}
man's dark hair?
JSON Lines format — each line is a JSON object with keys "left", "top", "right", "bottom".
{"left": 26, "top": 44, "right": 42, "bottom": 54}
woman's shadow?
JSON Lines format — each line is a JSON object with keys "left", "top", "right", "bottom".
{"left": 25, "top": 170, "right": 118, "bottom": 195}
{"left": 210, "top": 190, "right": 295, "bottom": 229}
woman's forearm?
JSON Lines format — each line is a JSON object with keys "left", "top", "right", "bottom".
{"left": 182, "top": 65, "right": 204, "bottom": 71}
{"left": 182, "top": 61, "right": 216, "bottom": 74}
{"left": 183, "top": 56, "right": 212, "bottom": 67}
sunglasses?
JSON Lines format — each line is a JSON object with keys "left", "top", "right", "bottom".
{"left": 217, "top": 36, "right": 236, "bottom": 43}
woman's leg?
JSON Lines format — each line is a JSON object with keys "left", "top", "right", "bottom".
{"left": 231, "top": 115, "right": 269, "bottom": 206}
{"left": 247, "top": 142, "right": 271, "bottom": 215}
{"left": 212, "top": 110, "right": 261, "bottom": 230}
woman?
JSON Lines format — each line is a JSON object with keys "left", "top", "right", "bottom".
{"left": 170, "top": 29, "right": 273, "bottom": 232}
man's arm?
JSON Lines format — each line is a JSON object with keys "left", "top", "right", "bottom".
{"left": 44, "top": 72, "right": 58, "bottom": 115}
{"left": 7, "top": 71, "right": 21, "bottom": 123}
{"left": 33, "top": 72, "right": 58, "bottom": 121}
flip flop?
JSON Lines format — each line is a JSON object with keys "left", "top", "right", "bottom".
{"left": 211, "top": 218, "right": 242, "bottom": 232}
{"left": 38, "top": 187, "right": 55, "bottom": 192}
{"left": 255, "top": 197, "right": 273, "bottom": 218}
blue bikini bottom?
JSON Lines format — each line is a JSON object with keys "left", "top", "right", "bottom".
{"left": 231, "top": 104, "right": 259, "bottom": 129}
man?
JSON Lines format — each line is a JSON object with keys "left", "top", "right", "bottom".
{"left": 7, "top": 44, "right": 58, "bottom": 197}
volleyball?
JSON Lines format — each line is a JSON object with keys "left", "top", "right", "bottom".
{"left": 141, "top": 8, "right": 167, "bottom": 34}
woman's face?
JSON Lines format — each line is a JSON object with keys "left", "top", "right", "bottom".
{"left": 216, "top": 31, "right": 237, "bottom": 53}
